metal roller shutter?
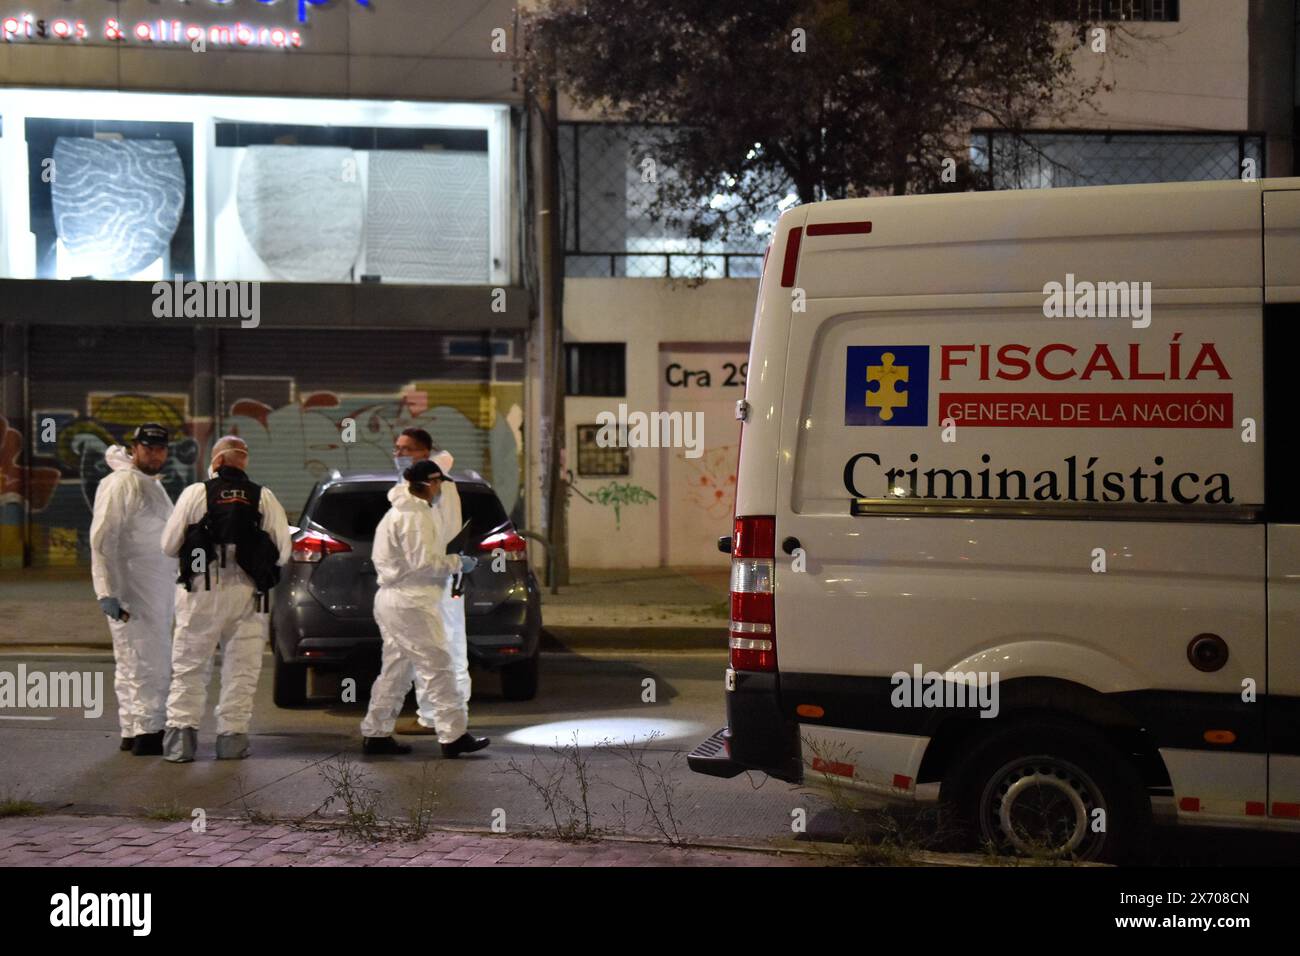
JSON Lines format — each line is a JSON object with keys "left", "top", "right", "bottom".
{"left": 217, "top": 328, "right": 524, "bottom": 524}
{"left": 26, "top": 326, "right": 196, "bottom": 566}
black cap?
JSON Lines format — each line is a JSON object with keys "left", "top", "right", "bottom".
{"left": 130, "top": 423, "right": 169, "bottom": 447}
{"left": 403, "top": 459, "right": 444, "bottom": 484}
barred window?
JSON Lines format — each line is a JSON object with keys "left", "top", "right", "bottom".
{"left": 575, "top": 424, "right": 630, "bottom": 477}
{"left": 1053, "top": 0, "right": 1179, "bottom": 21}
{"left": 565, "top": 342, "right": 625, "bottom": 397}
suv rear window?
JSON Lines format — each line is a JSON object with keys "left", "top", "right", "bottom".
{"left": 311, "top": 483, "right": 393, "bottom": 541}
{"left": 459, "top": 486, "right": 509, "bottom": 541}
{"left": 310, "top": 481, "right": 510, "bottom": 544}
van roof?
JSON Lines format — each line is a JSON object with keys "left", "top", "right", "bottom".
{"left": 775, "top": 177, "right": 1300, "bottom": 300}
{"left": 791, "top": 176, "right": 1300, "bottom": 236}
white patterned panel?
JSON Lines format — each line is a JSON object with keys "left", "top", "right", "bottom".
{"left": 365, "top": 151, "right": 489, "bottom": 282}
{"left": 236, "top": 145, "right": 363, "bottom": 281}
{"left": 52, "top": 137, "right": 185, "bottom": 278}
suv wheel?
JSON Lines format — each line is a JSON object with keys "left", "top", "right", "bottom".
{"left": 941, "top": 717, "right": 1150, "bottom": 863}
{"left": 500, "top": 653, "right": 539, "bottom": 701}
{"left": 272, "top": 646, "right": 308, "bottom": 708}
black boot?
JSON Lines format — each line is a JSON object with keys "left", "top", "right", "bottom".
{"left": 362, "top": 736, "right": 412, "bottom": 755}
{"left": 441, "top": 733, "right": 490, "bottom": 758}
{"left": 119, "top": 737, "right": 135, "bottom": 752}
{"left": 132, "top": 731, "right": 164, "bottom": 756}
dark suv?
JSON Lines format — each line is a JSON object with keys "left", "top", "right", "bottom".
{"left": 270, "top": 470, "right": 541, "bottom": 706}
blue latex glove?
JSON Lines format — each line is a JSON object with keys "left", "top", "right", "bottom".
{"left": 98, "top": 597, "right": 124, "bottom": 621}
{"left": 458, "top": 554, "right": 479, "bottom": 574}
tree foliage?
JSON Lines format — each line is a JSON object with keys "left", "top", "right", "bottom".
{"left": 523, "top": 0, "right": 1115, "bottom": 244}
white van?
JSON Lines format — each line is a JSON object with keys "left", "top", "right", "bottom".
{"left": 689, "top": 178, "right": 1300, "bottom": 861}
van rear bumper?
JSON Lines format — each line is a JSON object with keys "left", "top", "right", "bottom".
{"left": 688, "top": 670, "right": 802, "bottom": 783}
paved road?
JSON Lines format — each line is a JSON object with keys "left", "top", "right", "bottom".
{"left": 0, "top": 649, "right": 829, "bottom": 846}
{"left": 4, "top": 647, "right": 1298, "bottom": 863}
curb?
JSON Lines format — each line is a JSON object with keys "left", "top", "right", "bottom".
{"left": 540, "top": 625, "right": 725, "bottom": 653}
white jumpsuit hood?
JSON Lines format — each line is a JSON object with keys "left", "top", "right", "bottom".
{"left": 88, "top": 445, "right": 175, "bottom": 738}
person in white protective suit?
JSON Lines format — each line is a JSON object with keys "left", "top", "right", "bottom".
{"left": 360, "top": 458, "right": 489, "bottom": 757}
{"left": 159, "top": 435, "right": 291, "bottom": 763}
{"left": 390, "top": 428, "right": 471, "bottom": 737}
{"left": 89, "top": 423, "right": 176, "bottom": 756}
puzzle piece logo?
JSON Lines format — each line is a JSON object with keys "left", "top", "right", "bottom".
{"left": 845, "top": 345, "right": 929, "bottom": 426}
{"left": 867, "top": 353, "right": 909, "bottom": 421}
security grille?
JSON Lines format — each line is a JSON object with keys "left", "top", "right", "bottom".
{"left": 972, "top": 132, "right": 1263, "bottom": 190}
{"left": 559, "top": 123, "right": 767, "bottom": 278}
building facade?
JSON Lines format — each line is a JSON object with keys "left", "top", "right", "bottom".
{"left": 552, "top": 0, "right": 1298, "bottom": 568}
{"left": 0, "top": 0, "right": 529, "bottom": 568}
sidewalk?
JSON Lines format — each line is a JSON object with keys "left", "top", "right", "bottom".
{"left": 0, "top": 814, "right": 818, "bottom": 868}
{"left": 538, "top": 567, "right": 728, "bottom": 651}
{"left": 0, "top": 566, "right": 729, "bottom": 651}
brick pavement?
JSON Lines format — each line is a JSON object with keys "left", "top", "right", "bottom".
{"left": 0, "top": 815, "right": 820, "bottom": 867}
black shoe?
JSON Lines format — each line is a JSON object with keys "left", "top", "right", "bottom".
{"left": 119, "top": 737, "right": 135, "bottom": 752}
{"left": 362, "top": 736, "right": 413, "bottom": 755}
{"left": 441, "top": 733, "right": 490, "bottom": 758}
{"left": 132, "top": 731, "right": 164, "bottom": 756}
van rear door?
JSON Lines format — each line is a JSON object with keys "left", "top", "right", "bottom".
{"left": 1263, "top": 189, "right": 1300, "bottom": 822}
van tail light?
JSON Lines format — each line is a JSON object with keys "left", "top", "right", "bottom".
{"left": 478, "top": 529, "right": 528, "bottom": 562}
{"left": 292, "top": 531, "right": 352, "bottom": 563}
{"left": 730, "top": 515, "right": 776, "bottom": 672}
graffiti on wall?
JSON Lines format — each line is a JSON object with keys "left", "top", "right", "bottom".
{"left": 679, "top": 444, "right": 737, "bottom": 519}
{"left": 0, "top": 416, "right": 63, "bottom": 566}
{"left": 569, "top": 477, "right": 657, "bottom": 531}
{"left": 23, "top": 394, "right": 206, "bottom": 565}
{"left": 224, "top": 380, "right": 525, "bottom": 522}
{"left": 15, "top": 382, "right": 525, "bottom": 566}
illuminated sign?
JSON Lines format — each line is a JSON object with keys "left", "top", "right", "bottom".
{"left": 0, "top": 1, "right": 372, "bottom": 50}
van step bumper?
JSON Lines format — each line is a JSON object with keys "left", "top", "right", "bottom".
{"left": 687, "top": 727, "right": 744, "bottom": 779}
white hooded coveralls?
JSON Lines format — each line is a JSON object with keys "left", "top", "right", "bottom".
{"left": 160, "top": 473, "right": 291, "bottom": 736}
{"left": 410, "top": 451, "right": 471, "bottom": 728}
{"left": 89, "top": 445, "right": 175, "bottom": 738}
{"left": 361, "top": 482, "right": 467, "bottom": 743}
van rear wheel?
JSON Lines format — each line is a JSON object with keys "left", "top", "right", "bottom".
{"left": 942, "top": 718, "right": 1150, "bottom": 863}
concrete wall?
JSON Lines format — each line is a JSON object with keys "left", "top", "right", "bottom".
{"left": 556, "top": 277, "right": 757, "bottom": 568}
{"left": 1061, "top": 0, "right": 1253, "bottom": 132}
{"left": 0, "top": 0, "right": 521, "bottom": 102}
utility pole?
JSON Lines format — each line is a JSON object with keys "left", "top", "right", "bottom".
{"left": 530, "top": 71, "right": 570, "bottom": 587}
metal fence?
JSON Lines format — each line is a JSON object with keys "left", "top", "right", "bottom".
{"left": 559, "top": 123, "right": 766, "bottom": 279}
{"left": 972, "top": 131, "right": 1264, "bottom": 190}
{"left": 562, "top": 123, "right": 1266, "bottom": 278}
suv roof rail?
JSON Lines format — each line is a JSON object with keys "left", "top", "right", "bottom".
{"left": 328, "top": 468, "right": 343, "bottom": 481}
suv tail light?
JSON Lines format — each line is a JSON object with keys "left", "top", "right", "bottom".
{"left": 292, "top": 530, "right": 352, "bottom": 563}
{"left": 478, "top": 529, "right": 528, "bottom": 561}
{"left": 730, "top": 515, "right": 776, "bottom": 671}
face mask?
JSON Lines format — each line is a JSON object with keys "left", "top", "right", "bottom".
{"left": 394, "top": 455, "right": 413, "bottom": 474}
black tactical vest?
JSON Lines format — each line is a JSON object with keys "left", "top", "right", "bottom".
{"left": 177, "top": 466, "right": 281, "bottom": 610}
